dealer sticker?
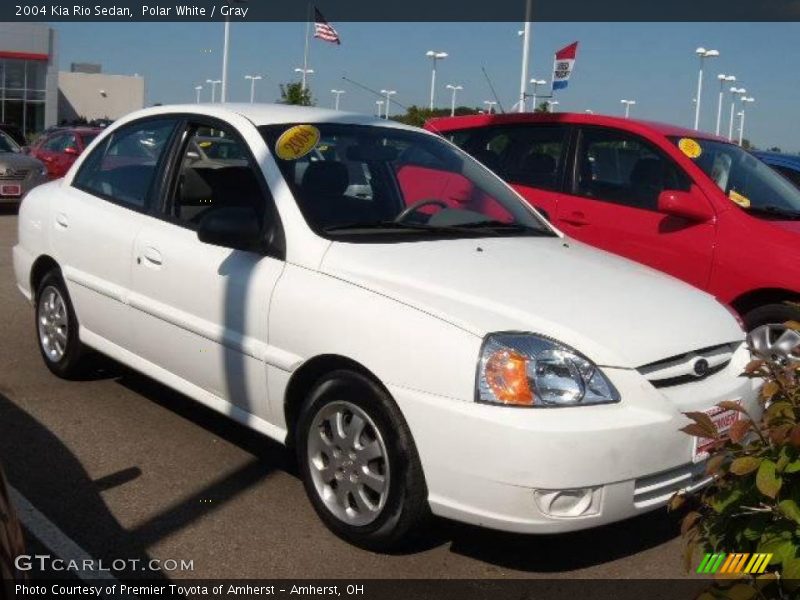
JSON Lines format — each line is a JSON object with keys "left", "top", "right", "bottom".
{"left": 275, "top": 124, "right": 320, "bottom": 161}
{"left": 678, "top": 138, "right": 703, "bottom": 159}
{"left": 729, "top": 190, "right": 751, "bottom": 208}
{"left": 693, "top": 403, "right": 741, "bottom": 462}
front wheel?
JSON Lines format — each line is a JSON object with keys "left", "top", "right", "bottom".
{"left": 296, "top": 370, "right": 429, "bottom": 551}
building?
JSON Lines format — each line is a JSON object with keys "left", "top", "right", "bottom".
{"left": 58, "top": 65, "right": 144, "bottom": 123}
{"left": 0, "top": 23, "right": 58, "bottom": 138}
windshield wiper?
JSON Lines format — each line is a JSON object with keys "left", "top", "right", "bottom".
{"left": 449, "top": 220, "right": 556, "bottom": 236}
{"left": 324, "top": 220, "right": 553, "bottom": 236}
{"left": 324, "top": 221, "right": 442, "bottom": 232}
{"left": 744, "top": 205, "right": 800, "bottom": 220}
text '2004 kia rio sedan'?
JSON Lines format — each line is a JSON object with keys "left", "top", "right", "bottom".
{"left": 13, "top": 104, "right": 759, "bottom": 550}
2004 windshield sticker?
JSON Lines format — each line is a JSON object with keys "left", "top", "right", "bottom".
{"left": 678, "top": 138, "right": 703, "bottom": 159}
{"left": 275, "top": 125, "right": 321, "bottom": 161}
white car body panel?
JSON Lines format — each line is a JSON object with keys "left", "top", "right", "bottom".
{"left": 13, "top": 103, "right": 760, "bottom": 535}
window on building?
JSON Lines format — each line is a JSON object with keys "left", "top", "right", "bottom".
{"left": 0, "top": 58, "right": 47, "bottom": 139}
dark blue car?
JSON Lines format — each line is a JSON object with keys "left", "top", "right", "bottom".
{"left": 754, "top": 151, "right": 800, "bottom": 189}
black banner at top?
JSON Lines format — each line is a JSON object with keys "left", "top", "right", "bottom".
{"left": 3, "top": 0, "right": 800, "bottom": 22}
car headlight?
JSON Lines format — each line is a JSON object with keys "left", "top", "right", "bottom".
{"left": 476, "top": 333, "right": 620, "bottom": 407}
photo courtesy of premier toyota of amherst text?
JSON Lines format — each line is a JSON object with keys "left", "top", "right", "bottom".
{"left": 0, "top": 2, "right": 799, "bottom": 599}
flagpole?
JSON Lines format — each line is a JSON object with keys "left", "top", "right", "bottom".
{"left": 518, "top": 0, "right": 532, "bottom": 113}
{"left": 301, "top": 3, "right": 312, "bottom": 91}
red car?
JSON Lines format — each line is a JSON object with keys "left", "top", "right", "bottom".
{"left": 425, "top": 113, "right": 800, "bottom": 329}
{"left": 28, "top": 127, "right": 101, "bottom": 179}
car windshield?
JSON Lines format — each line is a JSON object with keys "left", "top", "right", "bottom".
{"left": 260, "top": 123, "right": 554, "bottom": 240}
{"left": 0, "top": 132, "right": 20, "bottom": 154}
{"left": 80, "top": 133, "right": 99, "bottom": 147}
{"left": 671, "top": 137, "right": 800, "bottom": 218}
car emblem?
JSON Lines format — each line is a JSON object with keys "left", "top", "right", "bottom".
{"left": 693, "top": 358, "right": 710, "bottom": 377}
{"left": 748, "top": 324, "right": 800, "bottom": 366}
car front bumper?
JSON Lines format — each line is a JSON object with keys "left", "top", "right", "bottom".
{"left": 391, "top": 343, "right": 759, "bottom": 534}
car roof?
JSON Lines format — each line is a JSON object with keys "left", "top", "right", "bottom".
{"left": 754, "top": 151, "right": 800, "bottom": 169}
{"left": 425, "top": 112, "right": 730, "bottom": 143}
{"left": 118, "top": 103, "right": 423, "bottom": 133}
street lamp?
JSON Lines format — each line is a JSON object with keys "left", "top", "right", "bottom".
{"left": 445, "top": 84, "right": 462, "bottom": 117}
{"left": 728, "top": 87, "right": 746, "bottom": 141}
{"left": 380, "top": 89, "right": 397, "bottom": 119}
{"left": 715, "top": 74, "right": 736, "bottom": 135}
{"left": 375, "top": 100, "right": 385, "bottom": 117}
{"left": 529, "top": 79, "right": 547, "bottom": 112}
{"left": 739, "top": 97, "right": 755, "bottom": 146}
{"left": 330, "top": 89, "right": 345, "bottom": 110}
{"left": 244, "top": 75, "right": 263, "bottom": 103}
{"left": 621, "top": 99, "right": 636, "bottom": 118}
{"left": 483, "top": 100, "right": 497, "bottom": 114}
{"left": 693, "top": 47, "right": 720, "bottom": 130}
{"left": 546, "top": 100, "right": 559, "bottom": 113}
{"left": 206, "top": 79, "right": 221, "bottom": 102}
{"left": 294, "top": 67, "right": 314, "bottom": 90}
{"left": 194, "top": 85, "right": 203, "bottom": 103}
{"left": 426, "top": 50, "right": 448, "bottom": 110}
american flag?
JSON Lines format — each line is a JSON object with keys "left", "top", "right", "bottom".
{"left": 313, "top": 8, "right": 341, "bottom": 45}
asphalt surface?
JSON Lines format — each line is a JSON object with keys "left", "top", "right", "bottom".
{"left": 0, "top": 206, "right": 694, "bottom": 580}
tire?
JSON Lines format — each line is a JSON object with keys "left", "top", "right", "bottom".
{"left": 296, "top": 370, "right": 429, "bottom": 551}
{"left": 35, "top": 270, "right": 88, "bottom": 378}
{"left": 743, "top": 302, "right": 800, "bottom": 331}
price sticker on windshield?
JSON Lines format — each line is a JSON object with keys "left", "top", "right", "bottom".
{"left": 275, "top": 124, "right": 320, "bottom": 161}
{"left": 678, "top": 138, "right": 703, "bottom": 159}
{"left": 729, "top": 190, "right": 751, "bottom": 208}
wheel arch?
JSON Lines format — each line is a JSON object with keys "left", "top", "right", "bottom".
{"left": 729, "top": 288, "right": 800, "bottom": 317}
{"left": 30, "top": 255, "right": 61, "bottom": 300}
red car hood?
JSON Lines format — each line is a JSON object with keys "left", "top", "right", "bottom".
{"left": 769, "top": 220, "right": 800, "bottom": 235}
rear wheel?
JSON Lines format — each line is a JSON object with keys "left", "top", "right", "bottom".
{"left": 743, "top": 303, "right": 800, "bottom": 331}
{"left": 296, "top": 370, "right": 429, "bottom": 551}
{"left": 35, "top": 271, "right": 88, "bottom": 378}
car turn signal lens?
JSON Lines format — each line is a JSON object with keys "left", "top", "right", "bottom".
{"left": 484, "top": 349, "right": 534, "bottom": 406}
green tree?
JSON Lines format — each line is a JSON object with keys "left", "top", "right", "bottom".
{"left": 391, "top": 104, "right": 480, "bottom": 128}
{"left": 279, "top": 82, "right": 314, "bottom": 106}
{"left": 535, "top": 102, "right": 550, "bottom": 113}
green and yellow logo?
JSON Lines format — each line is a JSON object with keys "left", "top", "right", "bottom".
{"left": 697, "top": 552, "right": 773, "bottom": 575}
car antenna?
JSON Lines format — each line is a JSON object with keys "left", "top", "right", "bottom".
{"left": 341, "top": 76, "right": 410, "bottom": 112}
{"left": 482, "top": 67, "right": 505, "bottom": 114}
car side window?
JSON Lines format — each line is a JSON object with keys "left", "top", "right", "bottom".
{"left": 452, "top": 125, "right": 569, "bottom": 191}
{"left": 41, "top": 134, "right": 67, "bottom": 152}
{"left": 167, "top": 124, "right": 269, "bottom": 231}
{"left": 775, "top": 166, "right": 800, "bottom": 190}
{"left": 574, "top": 128, "right": 689, "bottom": 211}
{"left": 73, "top": 119, "right": 177, "bottom": 210}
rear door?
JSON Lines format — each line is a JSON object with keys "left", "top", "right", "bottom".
{"left": 555, "top": 126, "right": 716, "bottom": 289}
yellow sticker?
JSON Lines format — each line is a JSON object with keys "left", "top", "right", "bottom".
{"left": 275, "top": 124, "right": 320, "bottom": 161}
{"left": 729, "top": 190, "right": 751, "bottom": 208}
{"left": 198, "top": 141, "right": 212, "bottom": 148}
{"left": 678, "top": 138, "right": 703, "bottom": 159}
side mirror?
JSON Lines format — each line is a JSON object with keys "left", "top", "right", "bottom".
{"left": 197, "top": 206, "right": 264, "bottom": 253}
{"left": 657, "top": 189, "right": 714, "bottom": 222}
{"left": 63, "top": 146, "right": 79, "bottom": 156}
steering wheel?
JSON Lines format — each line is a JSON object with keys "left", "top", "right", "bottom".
{"left": 395, "top": 198, "right": 448, "bottom": 223}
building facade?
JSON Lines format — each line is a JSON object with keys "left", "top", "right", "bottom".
{"left": 0, "top": 23, "right": 58, "bottom": 138}
{"left": 58, "top": 68, "right": 144, "bottom": 123}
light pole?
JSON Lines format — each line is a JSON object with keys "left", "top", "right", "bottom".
{"left": 546, "top": 100, "right": 559, "bottom": 113}
{"left": 221, "top": 19, "right": 230, "bottom": 102}
{"left": 330, "top": 89, "right": 345, "bottom": 110}
{"left": 206, "top": 79, "right": 221, "bottom": 102}
{"left": 483, "top": 100, "right": 497, "bottom": 114}
{"left": 295, "top": 67, "right": 314, "bottom": 90}
{"left": 715, "top": 74, "right": 736, "bottom": 135}
{"left": 380, "top": 89, "right": 397, "bottom": 119}
{"left": 728, "top": 87, "right": 746, "bottom": 141}
{"left": 529, "top": 78, "right": 546, "bottom": 112}
{"left": 739, "top": 97, "right": 755, "bottom": 146}
{"left": 517, "top": 0, "right": 533, "bottom": 114}
{"left": 693, "top": 47, "right": 720, "bottom": 130}
{"left": 621, "top": 99, "right": 636, "bottom": 118}
{"left": 446, "top": 84, "right": 462, "bottom": 117}
{"left": 194, "top": 85, "right": 203, "bottom": 103}
{"left": 244, "top": 75, "right": 262, "bottom": 103}
{"left": 426, "top": 50, "right": 448, "bottom": 110}
{"left": 375, "top": 100, "right": 385, "bottom": 117}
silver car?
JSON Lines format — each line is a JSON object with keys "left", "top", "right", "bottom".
{"left": 0, "top": 131, "right": 47, "bottom": 206}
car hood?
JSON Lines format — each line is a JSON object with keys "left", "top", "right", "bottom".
{"left": 320, "top": 236, "right": 743, "bottom": 369}
{"left": 768, "top": 220, "right": 800, "bottom": 235}
{"left": 0, "top": 153, "right": 43, "bottom": 170}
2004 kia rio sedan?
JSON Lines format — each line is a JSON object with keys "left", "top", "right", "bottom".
{"left": 13, "top": 104, "right": 759, "bottom": 550}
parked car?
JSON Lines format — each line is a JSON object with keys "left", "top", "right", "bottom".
{"left": 28, "top": 127, "right": 101, "bottom": 180}
{"left": 0, "top": 124, "right": 26, "bottom": 147}
{"left": 753, "top": 151, "right": 800, "bottom": 189}
{"left": 426, "top": 113, "right": 800, "bottom": 329}
{"left": 0, "top": 460, "right": 25, "bottom": 598}
{"left": 13, "top": 104, "right": 758, "bottom": 549}
{"left": 0, "top": 131, "right": 48, "bottom": 206}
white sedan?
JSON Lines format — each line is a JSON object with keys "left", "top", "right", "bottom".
{"left": 13, "top": 104, "right": 758, "bottom": 550}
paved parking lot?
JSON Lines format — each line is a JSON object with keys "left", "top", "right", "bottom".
{"left": 0, "top": 206, "right": 692, "bottom": 580}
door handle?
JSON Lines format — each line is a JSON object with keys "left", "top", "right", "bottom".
{"left": 560, "top": 211, "right": 590, "bottom": 227}
{"left": 55, "top": 213, "right": 68, "bottom": 228}
{"left": 142, "top": 247, "right": 163, "bottom": 266}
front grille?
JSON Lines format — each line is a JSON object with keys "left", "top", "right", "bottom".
{"left": 637, "top": 342, "right": 739, "bottom": 389}
{"left": 634, "top": 462, "right": 710, "bottom": 509}
{"left": 0, "top": 169, "right": 29, "bottom": 181}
